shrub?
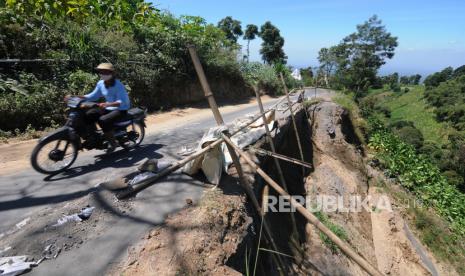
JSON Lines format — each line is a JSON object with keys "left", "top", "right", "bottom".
{"left": 389, "top": 120, "right": 415, "bottom": 129}
{"left": 394, "top": 126, "right": 424, "bottom": 149}
{"left": 240, "top": 62, "right": 281, "bottom": 94}
{"left": 0, "top": 2, "right": 250, "bottom": 134}
{"left": 0, "top": 72, "right": 67, "bottom": 132}
{"left": 368, "top": 129, "right": 465, "bottom": 235}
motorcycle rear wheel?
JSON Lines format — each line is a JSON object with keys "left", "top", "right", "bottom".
{"left": 31, "top": 138, "right": 78, "bottom": 174}
{"left": 120, "top": 122, "right": 145, "bottom": 150}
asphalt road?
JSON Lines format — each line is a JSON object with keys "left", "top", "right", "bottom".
{"left": 0, "top": 88, "right": 330, "bottom": 275}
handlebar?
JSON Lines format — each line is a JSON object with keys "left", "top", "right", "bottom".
{"left": 66, "top": 96, "right": 98, "bottom": 109}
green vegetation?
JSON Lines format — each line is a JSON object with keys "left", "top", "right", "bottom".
{"left": 369, "top": 126, "right": 465, "bottom": 235}
{"left": 217, "top": 16, "right": 243, "bottom": 43}
{"left": 425, "top": 76, "right": 465, "bottom": 130}
{"left": 243, "top": 24, "right": 259, "bottom": 62}
{"left": 360, "top": 85, "right": 465, "bottom": 192}
{"left": 381, "top": 86, "right": 452, "bottom": 145}
{"left": 240, "top": 62, "right": 282, "bottom": 95}
{"left": 333, "top": 89, "right": 465, "bottom": 263}
{"left": 313, "top": 211, "right": 348, "bottom": 253}
{"left": 315, "top": 14, "right": 465, "bottom": 269}
{"left": 333, "top": 93, "right": 367, "bottom": 145}
{"left": 317, "top": 15, "right": 398, "bottom": 97}
{"left": 258, "top": 21, "right": 287, "bottom": 65}
{"left": 0, "top": 1, "right": 297, "bottom": 137}
{"left": 300, "top": 67, "right": 314, "bottom": 86}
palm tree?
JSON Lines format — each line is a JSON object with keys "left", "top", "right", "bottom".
{"left": 243, "top": 24, "right": 258, "bottom": 62}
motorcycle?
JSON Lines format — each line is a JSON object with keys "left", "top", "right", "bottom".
{"left": 30, "top": 96, "right": 147, "bottom": 174}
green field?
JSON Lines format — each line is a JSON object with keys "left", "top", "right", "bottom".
{"left": 378, "top": 86, "right": 453, "bottom": 145}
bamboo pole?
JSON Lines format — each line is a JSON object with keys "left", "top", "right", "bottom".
{"left": 188, "top": 45, "right": 287, "bottom": 273}
{"left": 279, "top": 73, "right": 306, "bottom": 175}
{"left": 117, "top": 95, "right": 298, "bottom": 199}
{"left": 222, "top": 135, "right": 384, "bottom": 276}
{"left": 254, "top": 89, "right": 300, "bottom": 242}
{"left": 250, "top": 148, "right": 312, "bottom": 169}
{"left": 116, "top": 138, "right": 225, "bottom": 199}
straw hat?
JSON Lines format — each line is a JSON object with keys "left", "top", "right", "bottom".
{"left": 96, "top": 63, "right": 115, "bottom": 72}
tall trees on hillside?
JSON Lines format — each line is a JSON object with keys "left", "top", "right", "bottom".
{"left": 217, "top": 16, "right": 243, "bottom": 43}
{"left": 318, "top": 15, "right": 398, "bottom": 97}
{"left": 410, "top": 74, "right": 422, "bottom": 85}
{"left": 424, "top": 66, "right": 454, "bottom": 87}
{"left": 258, "top": 21, "right": 287, "bottom": 65}
{"left": 400, "top": 74, "right": 421, "bottom": 85}
{"left": 216, "top": 17, "right": 287, "bottom": 66}
{"left": 317, "top": 46, "right": 341, "bottom": 87}
{"left": 243, "top": 24, "right": 258, "bottom": 62}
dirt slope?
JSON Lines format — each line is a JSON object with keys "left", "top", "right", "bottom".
{"left": 304, "top": 101, "right": 448, "bottom": 276}
{"left": 113, "top": 98, "right": 456, "bottom": 275}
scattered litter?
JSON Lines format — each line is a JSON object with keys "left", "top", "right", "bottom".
{"left": 128, "top": 172, "right": 156, "bottom": 186}
{"left": 185, "top": 198, "right": 193, "bottom": 205}
{"left": 78, "top": 207, "right": 94, "bottom": 220}
{"left": 183, "top": 114, "right": 276, "bottom": 184}
{"left": 157, "top": 161, "right": 170, "bottom": 171}
{"left": 0, "top": 256, "right": 36, "bottom": 276}
{"left": 138, "top": 158, "right": 158, "bottom": 172}
{"left": 177, "top": 145, "right": 197, "bottom": 156}
{"left": 0, "top": 218, "right": 32, "bottom": 240}
{"left": 53, "top": 207, "right": 95, "bottom": 227}
{"left": 15, "top": 218, "right": 30, "bottom": 230}
{"left": 42, "top": 244, "right": 61, "bottom": 260}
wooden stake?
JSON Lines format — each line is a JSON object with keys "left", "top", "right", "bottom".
{"left": 117, "top": 93, "right": 298, "bottom": 199}
{"left": 254, "top": 89, "right": 301, "bottom": 243}
{"left": 279, "top": 73, "right": 306, "bottom": 176}
{"left": 188, "top": 45, "right": 287, "bottom": 273}
{"left": 223, "top": 136, "right": 384, "bottom": 276}
{"left": 250, "top": 147, "right": 312, "bottom": 169}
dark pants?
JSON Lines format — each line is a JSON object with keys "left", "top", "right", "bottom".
{"left": 85, "top": 108, "right": 127, "bottom": 132}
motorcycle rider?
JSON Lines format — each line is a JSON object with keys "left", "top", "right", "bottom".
{"left": 68, "top": 63, "right": 130, "bottom": 153}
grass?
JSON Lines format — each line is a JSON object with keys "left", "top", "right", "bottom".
{"left": 0, "top": 123, "right": 60, "bottom": 144}
{"left": 379, "top": 86, "right": 453, "bottom": 145}
{"left": 333, "top": 92, "right": 368, "bottom": 145}
{"left": 313, "top": 211, "right": 348, "bottom": 253}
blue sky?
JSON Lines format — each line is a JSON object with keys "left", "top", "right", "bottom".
{"left": 152, "top": 0, "right": 465, "bottom": 76}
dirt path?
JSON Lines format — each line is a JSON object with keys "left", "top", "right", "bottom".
{"left": 0, "top": 95, "right": 276, "bottom": 176}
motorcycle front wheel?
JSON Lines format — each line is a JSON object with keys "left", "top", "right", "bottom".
{"left": 31, "top": 138, "right": 78, "bottom": 174}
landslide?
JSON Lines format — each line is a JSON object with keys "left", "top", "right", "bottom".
{"left": 115, "top": 99, "right": 456, "bottom": 275}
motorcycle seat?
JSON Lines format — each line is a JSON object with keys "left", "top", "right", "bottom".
{"left": 114, "top": 108, "right": 145, "bottom": 125}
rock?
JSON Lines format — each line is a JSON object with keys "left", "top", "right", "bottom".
{"left": 138, "top": 158, "right": 158, "bottom": 172}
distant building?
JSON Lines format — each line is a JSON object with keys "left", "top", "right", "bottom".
{"left": 291, "top": 69, "right": 302, "bottom": 81}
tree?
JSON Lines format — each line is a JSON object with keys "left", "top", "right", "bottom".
{"left": 243, "top": 24, "right": 258, "bottom": 62}
{"left": 258, "top": 21, "right": 287, "bottom": 65}
{"left": 453, "top": 65, "right": 465, "bottom": 78}
{"left": 400, "top": 76, "right": 409, "bottom": 85}
{"left": 318, "top": 47, "right": 340, "bottom": 87}
{"left": 410, "top": 74, "right": 422, "bottom": 85}
{"left": 322, "top": 15, "right": 397, "bottom": 96}
{"left": 217, "top": 16, "right": 243, "bottom": 43}
{"left": 300, "top": 67, "right": 314, "bottom": 86}
{"left": 424, "top": 67, "right": 453, "bottom": 87}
